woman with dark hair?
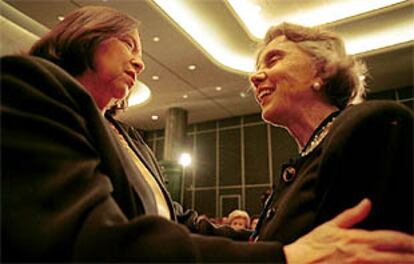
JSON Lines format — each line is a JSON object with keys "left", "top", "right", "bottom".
{"left": 2, "top": 6, "right": 413, "bottom": 263}
{"left": 250, "top": 23, "right": 413, "bottom": 261}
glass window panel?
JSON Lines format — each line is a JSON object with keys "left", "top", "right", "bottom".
{"left": 197, "top": 120, "right": 217, "bottom": 131}
{"left": 245, "top": 186, "right": 270, "bottom": 217}
{"left": 271, "top": 127, "right": 297, "bottom": 185}
{"left": 195, "top": 132, "right": 216, "bottom": 187}
{"left": 155, "top": 138, "right": 164, "bottom": 161}
{"left": 194, "top": 190, "right": 216, "bottom": 217}
{"left": 219, "top": 116, "right": 240, "bottom": 128}
{"left": 244, "top": 124, "right": 268, "bottom": 184}
{"left": 219, "top": 188, "right": 242, "bottom": 218}
{"left": 244, "top": 113, "right": 264, "bottom": 124}
{"left": 219, "top": 129, "right": 241, "bottom": 186}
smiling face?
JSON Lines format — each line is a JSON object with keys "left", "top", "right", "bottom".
{"left": 250, "top": 36, "right": 320, "bottom": 127}
{"left": 78, "top": 29, "right": 145, "bottom": 110}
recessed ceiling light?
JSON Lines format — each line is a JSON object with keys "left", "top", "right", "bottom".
{"left": 151, "top": 115, "right": 159, "bottom": 121}
{"left": 215, "top": 86, "right": 222, "bottom": 91}
{"left": 183, "top": 94, "right": 188, "bottom": 99}
{"left": 152, "top": 75, "right": 159, "bottom": 81}
{"left": 57, "top": 16, "right": 64, "bottom": 21}
{"left": 152, "top": 36, "right": 160, "bottom": 42}
{"left": 188, "top": 65, "right": 197, "bottom": 71}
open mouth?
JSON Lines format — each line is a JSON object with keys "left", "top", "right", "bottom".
{"left": 125, "top": 71, "right": 136, "bottom": 88}
{"left": 257, "top": 87, "right": 275, "bottom": 104}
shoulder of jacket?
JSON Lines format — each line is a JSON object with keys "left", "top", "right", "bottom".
{"left": 2, "top": 55, "right": 74, "bottom": 80}
{"left": 323, "top": 100, "right": 412, "bottom": 153}
{"left": 332, "top": 101, "right": 412, "bottom": 134}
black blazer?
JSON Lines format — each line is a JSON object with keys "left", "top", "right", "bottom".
{"left": 1, "top": 55, "right": 283, "bottom": 262}
{"left": 256, "top": 101, "right": 413, "bottom": 243}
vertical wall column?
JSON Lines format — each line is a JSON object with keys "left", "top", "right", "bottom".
{"left": 164, "top": 107, "right": 188, "bottom": 161}
{"left": 161, "top": 107, "right": 188, "bottom": 203}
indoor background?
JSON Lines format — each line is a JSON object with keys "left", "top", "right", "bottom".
{"left": 1, "top": 0, "right": 413, "bottom": 218}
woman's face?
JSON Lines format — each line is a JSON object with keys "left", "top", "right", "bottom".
{"left": 230, "top": 217, "right": 248, "bottom": 230}
{"left": 82, "top": 29, "right": 145, "bottom": 109}
{"left": 250, "top": 35, "right": 319, "bottom": 126}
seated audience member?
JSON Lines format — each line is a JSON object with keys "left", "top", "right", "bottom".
{"left": 228, "top": 210, "right": 251, "bottom": 230}
{"left": 250, "top": 216, "right": 260, "bottom": 230}
{"left": 2, "top": 5, "right": 414, "bottom": 263}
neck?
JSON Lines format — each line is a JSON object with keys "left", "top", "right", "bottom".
{"left": 285, "top": 102, "right": 339, "bottom": 152}
{"left": 76, "top": 71, "right": 111, "bottom": 112}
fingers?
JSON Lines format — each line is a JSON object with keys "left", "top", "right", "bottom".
{"left": 345, "top": 229, "right": 414, "bottom": 254}
{"left": 330, "top": 198, "right": 372, "bottom": 228}
{"left": 370, "top": 230, "right": 414, "bottom": 253}
{"left": 360, "top": 250, "right": 414, "bottom": 264}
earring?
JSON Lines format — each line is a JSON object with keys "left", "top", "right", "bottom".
{"left": 312, "top": 82, "right": 321, "bottom": 91}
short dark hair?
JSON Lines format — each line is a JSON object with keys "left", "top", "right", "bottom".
{"left": 29, "top": 6, "right": 140, "bottom": 77}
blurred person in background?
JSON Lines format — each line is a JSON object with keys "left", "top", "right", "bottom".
{"left": 250, "top": 216, "right": 260, "bottom": 231}
{"left": 2, "top": 5, "right": 414, "bottom": 263}
{"left": 228, "top": 209, "right": 251, "bottom": 231}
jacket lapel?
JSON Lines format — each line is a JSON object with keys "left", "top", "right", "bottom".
{"left": 106, "top": 115, "right": 177, "bottom": 221}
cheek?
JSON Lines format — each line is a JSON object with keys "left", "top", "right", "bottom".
{"left": 97, "top": 63, "right": 122, "bottom": 84}
{"left": 93, "top": 50, "right": 126, "bottom": 81}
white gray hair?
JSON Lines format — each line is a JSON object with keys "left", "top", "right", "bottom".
{"left": 257, "top": 23, "right": 367, "bottom": 109}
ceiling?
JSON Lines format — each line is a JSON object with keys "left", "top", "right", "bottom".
{"left": 2, "top": 0, "right": 413, "bottom": 130}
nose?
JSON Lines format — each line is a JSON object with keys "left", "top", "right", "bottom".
{"left": 131, "top": 56, "right": 145, "bottom": 75}
{"left": 249, "top": 71, "right": 267, "bottom": 89}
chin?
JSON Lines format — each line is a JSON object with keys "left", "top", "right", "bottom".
{"left": 262, "top": 108, "right": 283, "bottom": 126}
{"left": 113, "top": 86, "right": 129, "bottom": 100}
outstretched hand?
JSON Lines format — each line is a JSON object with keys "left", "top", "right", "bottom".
{"left": 283, "top": 199, "right": 414, "bottom": 263}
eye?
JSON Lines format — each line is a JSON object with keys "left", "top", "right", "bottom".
{"left": 267, "top": 54, "right": 281, "bottom": 66}
{"left": 265, "top": 50, "right": 284, "bottom": 67}
{"left": 121, "top": 38, "right": 134, "bottom": 51}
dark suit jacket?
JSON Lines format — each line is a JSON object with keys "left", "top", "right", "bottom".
{"left": 108, "top": 115, "right": 254, "bottom": 242}
{"left": 1, "top": 55, "right": 283, "bottom": 262}
{"left": 256, "top": 101, "right": 413, "bottom": 243}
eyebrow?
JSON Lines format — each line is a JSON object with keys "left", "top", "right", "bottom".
{"left": 123, "top": 34, "right": 140, "bottom": 53}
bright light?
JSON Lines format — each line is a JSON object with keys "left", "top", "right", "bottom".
{"left": 343, "top": 16, "right": 414, "bottom": 54}
{"left": 152, "top": 0, "right": 255, "bottom": 73}
{"left": 188, "top": 64, "right": 197, "bottom": 70}
{"left": 151, "top": 0, "right": 412, "bottom": 74}
{"left": 151, "top": 115, "right": 159, "bottom": 120}
{"left": 227, "top": 0, "right": 407, "bottom": 39}
{"left": 128, "top": 81, "right": 151, "bottom": 107}
{"left": 179, "top": 153, "right": 191, "bottom": 167}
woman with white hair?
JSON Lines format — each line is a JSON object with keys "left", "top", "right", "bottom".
{"left": 228, "top": 209, "right": 251, "bottom": 230}
{"left": 249, "top": 23, "right": 413, "bottom": 258}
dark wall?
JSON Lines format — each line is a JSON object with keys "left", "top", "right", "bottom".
{"left": 144, "top": 86, "right": 413, "bottom": 218}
